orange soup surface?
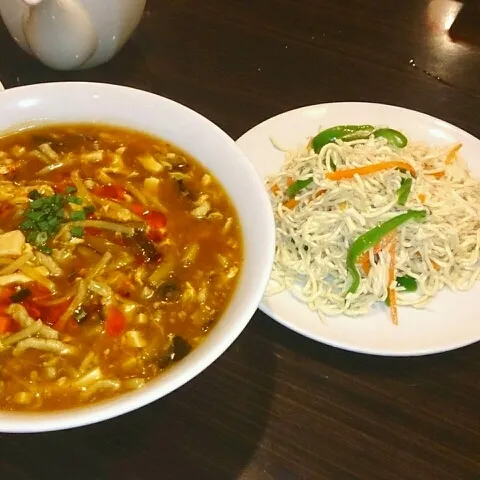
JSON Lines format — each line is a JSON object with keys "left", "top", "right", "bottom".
{"left": 0, "top": 124, "right": 242, "bottom": 410}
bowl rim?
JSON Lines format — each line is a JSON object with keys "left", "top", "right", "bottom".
{"left": 0, "top": 81, "right": 275, "bottom": 433}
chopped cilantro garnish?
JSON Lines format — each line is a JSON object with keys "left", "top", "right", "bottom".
{"left": 35, "top": 232, "right": 48, "bottom": 245}
{"left": 20, "top": 193, "right": 66, "bottom": 249}
{"left": 21, "top": 218, "right": 35, "bottom": 230}
{"left": 21, "top": 190, "right": 94, "bottom": 251}
{"left": 66, "top": 195, "right": 82, "bottom": 205}
{"left": 70, "top": 210, "right": 86, "bottom": 221}
{"left": 70, "top": 226, "right": 84, "bottom": 238}
{"left": 26, "top": 231, "right": 37, "bottom": 244}
{"left": 38, "top": 245, "right": 52, "bottom": 254}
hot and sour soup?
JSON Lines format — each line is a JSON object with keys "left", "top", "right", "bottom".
{"left": 0, "top": 124, "right": 242, "bottom": 411}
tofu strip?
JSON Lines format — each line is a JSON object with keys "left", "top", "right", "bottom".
{"left": 6, "top": 304, "right": 59, "bottom": 339}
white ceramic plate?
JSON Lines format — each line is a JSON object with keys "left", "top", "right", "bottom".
{"left": 237, "top": 102, "right": 480, "bottom": 356}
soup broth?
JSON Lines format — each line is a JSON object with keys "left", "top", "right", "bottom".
{"left": 0, "top": 124, "right": 242, "bottom": 411}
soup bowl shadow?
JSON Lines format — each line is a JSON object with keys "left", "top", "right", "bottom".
{"left": 0, "top": 82, "right": 275, "bottom": 433}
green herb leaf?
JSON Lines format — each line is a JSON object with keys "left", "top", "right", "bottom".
{"left": 70, "top": 210, "right": 86, "bottom": 221}
{"left": 70, "top": 226, "right": 84, "bottom": 238}
{"left": 20, "top": 192, "right": 67, "bottom": 250}
{"left": 21, "top": 218, "right": 34, "bottom": 230}
{"left": 65, "top": 186, "right": 77, "bottom": 194}
{"left": 65, "top": 195, "right": 82, "bottom": 205}
{"left": 83, "top": 205, "right": 95, "bottom": 215}
{"left": 35, "top": 232, "right": 48, "bottom": 245}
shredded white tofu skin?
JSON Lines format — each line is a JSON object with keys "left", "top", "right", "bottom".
{"left": 266, "top": 135, "right": 480, "bottom": 317}
{"left": 6, "top": 304, "right": 59, "bottom": 339}
{"left": 12, "top": 338, "right": 73, "bottom": 356}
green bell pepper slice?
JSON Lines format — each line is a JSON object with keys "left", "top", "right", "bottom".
{"left": 373, "top": 128, "right": 408, "bottom": 148}
{"left": 396, "top": 177, "right": 413, "bottom": 206}
{"left": 346, "top": 210, "right": 427, "bottom": 294}
{"left": 311, "top": 125, "right": 374, "bottom": 154}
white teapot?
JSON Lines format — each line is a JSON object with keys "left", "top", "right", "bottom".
{"left": 0, "top": 0, "right": 146, "bottom": 70}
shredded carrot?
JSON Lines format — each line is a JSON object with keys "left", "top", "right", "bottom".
{"left": 375, "top": 232, "right": 396, "bottom": 253}
{"left": 283, "top": 199, "right": 298, "bottom": 209}
{"left": 53, "top": 181, "right": 75, "bottom": 194}
{"left": 326, "top": 161, "right": 415, "bottom": 181}
{"left": 445, "top": 143, "right": 462, "bottom": 165}
{"left": 0, "top": 203, "right": 14, "bottom": 221}
{"left": 85, "top": 227, "right": 102, "bottom": 236}
{"left": 0, "top": 315, "right": 12, "bottom": 333}
{"left": 387, "top": 239, "right": 398, "bottom": 325}
{"left": 427, "top": 172, "right": 444, "bottom": 179}
{"left": 308, "top": 189, "right": 326, "bottom": 203}
{"left": 357, "top": 231, "right": 396, "bottom": 266}
{"left": 64, "top": 318, "right": 80, "bottom": 335}
{"left": 418, "top": 193, "right": 426, "bottom": 203}
{"left": 106, "top": 306, "right": 126, "bottom": 337}
{"left": 43, "top": 301, "right": 70, "bottom": 327}
{"left": 92, "top": 184, "right": 126, "bottom": 200}
{"left": 360, "top": 257, "right": 371, "bottom": 275}
{"left": 0, "top": 287, "right": 15, "bottom": 303}
{"left": 286, "top": 177, "right": 294, "bottom": 187}
{"left": 310, "top": 189, "right": 326, "bottom": 202}
{"left": 129, "top": 204, "right": 166, "bottom": 232}
{"left": 270, "top": 184, "right": 280, "bottom": 194}
{"left": 130, "top": 203, "right": 147, "bottom": 216}
{"left": 144, "top": 211, "right": 166, "bottom": 229}
{"left": 23, "top": 301, "right": 42, "bottom": 321}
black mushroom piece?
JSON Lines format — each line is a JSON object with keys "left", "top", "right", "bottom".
{"left": 10, "top": 288, "right": 32, "bottom": 303}
{"left": 156, "top": 279, "right": 182, "bottom": 303}
{"left": 45, "top": 133, "right": 97, "bottom": 150}
{"left": 157, "top": 336, "right": 192, "bottom": 368}
{"left": 126, "top": 230, "right": 160, "bottom": 262}
{"left": 175, "top": 179, "right": 196, "bottom": 201}
{"left": 170, "top": 156, "right": 191, "bottom": 172}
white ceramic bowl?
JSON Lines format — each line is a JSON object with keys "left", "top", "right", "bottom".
{"left": 0, "top": 82, "right": 275, "bottom": 433}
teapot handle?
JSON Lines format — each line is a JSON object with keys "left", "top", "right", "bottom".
{"left": 22, "top": 0, "right": 98, "bottom": 70}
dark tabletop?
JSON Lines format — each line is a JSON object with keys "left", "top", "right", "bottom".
{"left": 1, "top": 1, "right": 480, "bottom": 479}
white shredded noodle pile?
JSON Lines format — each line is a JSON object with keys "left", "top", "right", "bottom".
{"left": 265, "top": 134, "right": 480, "bottom": 319}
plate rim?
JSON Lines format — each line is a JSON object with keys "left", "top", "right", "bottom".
{"left": 238, "top": 101, "right": 480, "bottom": 144}
{"left": 237, "top": 101, "right": 480, "bottom": 357}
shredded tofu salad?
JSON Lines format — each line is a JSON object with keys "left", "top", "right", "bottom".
{"left": 266, "top": 127, "right": 480, "bottom": 323}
